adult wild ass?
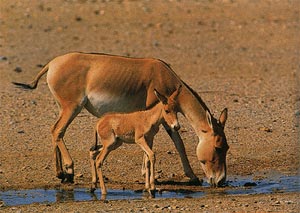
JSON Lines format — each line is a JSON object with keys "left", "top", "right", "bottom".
{"left": 90, "top": 87, "right": 182, "bottom": 197}
{"left": 13, "top": 52, "right": 229, "bottom": 187}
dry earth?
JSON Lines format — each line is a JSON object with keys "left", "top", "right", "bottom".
{"left": 0, "top": 0, "right": 299, "bottom": 212}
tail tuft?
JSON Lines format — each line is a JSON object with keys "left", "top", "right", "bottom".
{"left": 12, "top": 82, "right": 37, "bottom": 90}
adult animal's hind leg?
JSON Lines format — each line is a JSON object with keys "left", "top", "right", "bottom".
{"left": 51, "top": 102, "right": 85, "bottom": 183}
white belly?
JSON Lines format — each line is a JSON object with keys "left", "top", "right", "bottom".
{"left": 85, "top": 91, "right": 146, "bottom": 117}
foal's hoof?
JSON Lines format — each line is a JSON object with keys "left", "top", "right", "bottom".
{"left": 90, "top": 187, "right": 96, "bottom": 193}
{"left": 149, "top": 189, "right": 156, "bottom": 198}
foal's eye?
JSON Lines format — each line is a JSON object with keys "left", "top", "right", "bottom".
{"left": 165, "top": 110, "right": 170, "bottom": 114}
{"left": 200, "top": 160, "right": 206, "bottom": 165}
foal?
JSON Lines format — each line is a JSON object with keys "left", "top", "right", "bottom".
{"left": 90, "top": 86, "right": 182, "bottom": 196}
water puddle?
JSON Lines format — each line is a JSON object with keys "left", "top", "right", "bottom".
{"left": 0, "top": 175, "right": 299, "bottom": 206}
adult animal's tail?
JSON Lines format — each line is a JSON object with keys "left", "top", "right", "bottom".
{"left": 12, "top": 63, "right": 49, "bottom": 90}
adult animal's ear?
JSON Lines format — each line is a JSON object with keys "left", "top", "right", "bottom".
{"left": 154, "top": 89, "right": 168, "bottom": 104}
{"left": 219, "top": 108, "right": 228, "bottom": 128}
{"left": 206, "top": 110, "right": 213, "bottom": 130}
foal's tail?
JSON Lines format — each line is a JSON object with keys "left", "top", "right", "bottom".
{"left": 12, "top": 63, "right": 49, "bottom": 90}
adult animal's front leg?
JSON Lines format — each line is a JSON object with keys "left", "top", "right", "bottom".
{"left": 162, "top": 122, "right": 201, "bottom": 185}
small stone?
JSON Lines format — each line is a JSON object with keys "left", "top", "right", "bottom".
{"left": 75, "top": 16, "right": 82, "bottom": 21}
{"left": 76, "top": 173, "right": 83, "bottom": 178}
{"left": 0, "top": 56, "right": 7, "bottom": 61}
{"left": 14, "top": 67, "right": 22, "bottom": 73}
{"left": 244, "top": 182, "right": 257, "bottom": 187}
{"left": 153, "top": 204, "right": 160, "bottom": 208}
{"left": 44, "top": 165, "right": 50, "bottom": 170}
{"left": 258, "top": 127, "right": 272, "bottom": 132}
{"left": 274, "top": 201, "right": 280, "bottom": 205}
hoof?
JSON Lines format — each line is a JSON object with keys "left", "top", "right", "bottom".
{"left": 149, "top": 189, "right": 156, "bottom": 198}
{"left": 65, "top": 173, "right": 74, "bottom": 183}
{"left": 144, "top": 188, "right": 156, "bottom": 198}
{"left": 56, "top": 172, "right": 65, "bottom": 182}
{"left": 188, "top": 177, "right": 203, "bottom": 186}
{"left": 59, "top": 173, "right": 74, "bottom": 184}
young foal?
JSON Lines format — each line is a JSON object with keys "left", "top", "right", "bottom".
{"left": 90, "top": 86, "right": 182, "bottom": 196}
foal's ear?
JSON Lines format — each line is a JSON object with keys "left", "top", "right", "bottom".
{"left": 154, "top": 89, "right": 168, "bottom": 104}
{"left": 170, "top": 84, "right": 182, "bottom": 101}
{"left": 219, "top": 108, "right": 228, "bottom": 128}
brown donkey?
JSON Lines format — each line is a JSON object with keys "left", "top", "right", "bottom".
{"left": 13, "top": 52, "right": 228, "bottom": 187}
{"left": 89, "top": 87, "right": 182, "bottom": 197}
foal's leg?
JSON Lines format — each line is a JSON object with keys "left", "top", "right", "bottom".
{"left": 143, "top": 135, "right": 154, "bottom": 190}
{"left": 137, "top": 137, "right": 156, "bottom": 195}
{"left": 89, "top": 146, "right": 102, "bottom": 192}
{"left": 51, "top": 102, "right": 84, "bottom": 183}
{"left": 94, "top": 136, "right": 122, "bottom": 196}
{"left": 94, "top": 146, "right": 109, "bottom": 196}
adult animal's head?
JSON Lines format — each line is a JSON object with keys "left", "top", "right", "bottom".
{"left": 197, "top": 108, "right": 228, "bottom": 187}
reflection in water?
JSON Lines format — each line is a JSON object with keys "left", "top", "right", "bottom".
{"left": 0, "top": 175, "right": 299, "bottom": 206}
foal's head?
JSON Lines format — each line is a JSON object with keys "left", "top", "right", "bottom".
{"left": 154, "top": 85, "right": 182, "bottom": 131}
{"left": 197, "top": 108, "right": 229, "bottom": 187}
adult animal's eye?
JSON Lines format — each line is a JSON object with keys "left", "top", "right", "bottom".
{"left": 215, "top": 147, "right": 223, "bottom": 154}
{"left": 165, "top": 110, "right": 170, "bottom": 114}
{"left": 200, "top": 160, "right": 206, "bottom": 165}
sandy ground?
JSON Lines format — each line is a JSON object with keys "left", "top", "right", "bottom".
{"left": 0, "top": 0, "right": 299, "bottom": 212}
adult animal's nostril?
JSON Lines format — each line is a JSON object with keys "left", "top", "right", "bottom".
{"left": 209, "top": 177, "right": 217, "bottom": 188}
{"left": 217, "top": 176, "right": 226, "bottom": 187}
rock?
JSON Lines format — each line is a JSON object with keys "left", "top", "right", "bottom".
{"left": 14, "top": 67, "right": 23, "bottom": 73}
{"left": 76, "top": 173, "right": 83, "bottom": 178}
{"left": 0, "top": 56, "right": 7, "bottom": 61}
{"left": 244, "top": 182, "right": 257, "bottom": 187}
{"left": 43, "top": 164, "right": 50, "bottom": 170}
{"left": 258, "top": 127, "right": 272, "bottom": 132}
{"left": 75, "top": 16, "right": 82, "bottom": 21}
{"left": 153, "top": 204, "right": 160, "bottom": 208}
